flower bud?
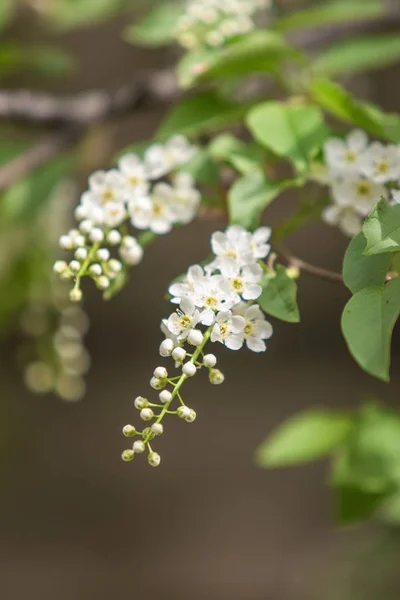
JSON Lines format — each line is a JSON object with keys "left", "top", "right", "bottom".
{"left": 286, "top": 267, "right": 300, "bottom": 280}
{"left": 148, "top": 452, "right": 161, "bottom": 467}
{"left": 53, "top": 260, "right": 67, "bottom": 274}
{"left": 182, "top": 361, "right": 196, "bottom": 377}
{"left": 69, "top": 288, "right": 82, "bottom": 303}
{"left": 75, "top": 247, "right": 88, "bottom": 261}
{"left": 159, "top": 390, "right": 172, "bottom": 404}
{"left": 203, "top": 354, "right": 217, "bottom": 367}
{"left": 185, "top": 409, "right": 196, "bottom": 423}
{"left": 122, "top": 235, "right": 137, "bottom": 249}
{"left": 107, "top": 229, "right": 122, "bottom": 245}
{"left": 133, "top": 440, "right": 146, "bottom": 453}
{"left": 74, "top": 205, "right": 88, "bottom": 221}
{"left": 97, "top": 275, "right": 110, "bottom": 290}
{"left": 89, "top": 263, "right": 102, "bottom": 277}
{"left": 108, "top": 259, "right": 122, "bottom": 273}
{"left": 97, "top": 248, "right": 110, "bottom": 262}
{"left": 159, "top": 339, "right": 174, "bottom": 357}
{"left": 151, "top": 423, "right": 163, "bottom": 436}
{"left": 209, "top": 368, "right": 224, "bottom": 385}
{"left": 122, "top": 424, "right": 136, "bottom": 437}
{"left": 69, "top": 260, "right": 80, "bottom": 273}
{"left": 177, "top": 406, "right": 191, "bottom": 419}
{"left": 121, "top": 449, "right": 134, "bottom": 462}
{"left": 59, "top": 235, "right": 73, "bottom": 250}
{"left": 79, "top": 219, "right": 93, "bottom": 234}
{"left": 89, "top": 228, "right": 104, "bottom": 243}
{"left": 154, "top": 366, "right": 168, "bottom": 379}
{"left": 150, "top": 376, "right": 165, "bottom": 390}
{"left": 172, "top": 347, "right": 186, "bottom": 362}
{"left": 134, "top": 396, "right": 148, "bottom": 409}
{"left": 140, "top": 408, "right": 154, "bottom": 421}
{"left": 187, "top": 329, "right": 204, "bottom": 346}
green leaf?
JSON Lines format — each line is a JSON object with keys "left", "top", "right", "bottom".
{"left": 256, "top": 409, "right": 353, "bottom": 468}
{"left": 274, "top": 0, "right": 383, "bottom": 33}
{"left": 343, "top": 231, "right": 391, "bottom": 294}
{"left": 228, "top": 169, "right": 290, "bottom": 229}
{"left": 157, "top": 91, "right": 248, "bottom": 140}
{"left": 314, "top": 33, "right": 400, "bottom": 77}
{"left": 258, "top": 265, "right": 300, "bottom": 323}
{"left": 209, "top": 133, "right": 264, "bottom": 175}
{"left": 310, "top": 79, "right": 400, "bottom": 142}
{"left": 124, "top": 2, "right": 182, "bottom": 47}
{"left": 178, "top": 30, "right": 298, "bottom": 87}
{"left": 341, "top": 279, "right": 400, "bottom": 381}
{"left": 363, "top": 198, "right": 400, "bottom": 255}
{"left": 334, "top": 485, "right": 387, "bottom": 524}
{"left": 332, "top": 404, "right": 400, "bottom": 493}
{"left": 246, "top": 102, "right": 328, "bottom": 171}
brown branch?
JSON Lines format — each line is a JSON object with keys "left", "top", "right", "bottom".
{"left": 0, "top": 69, "right": 178, "bottom": 126}
{"left": 277, "top": 247, "right": 344, "bottom": 284}
{"left": 0, "top": 70, "right": 179, "bottom": 192}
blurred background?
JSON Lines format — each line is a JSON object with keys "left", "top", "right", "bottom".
{"left": 1, "top": 1, "right": 400, "bottom": 599}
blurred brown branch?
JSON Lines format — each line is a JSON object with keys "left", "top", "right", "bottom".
{"left": 0, "top": 70, "right": 178, "bottom": 192}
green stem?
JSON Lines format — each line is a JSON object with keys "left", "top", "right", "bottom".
{"left": 73, "top": 241, "right": 101, "bottom": 291}
{"left": 143, "top": 326, "right": 212, "bottom": 446}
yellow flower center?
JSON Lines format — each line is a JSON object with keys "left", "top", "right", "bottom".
{"left": 179, "top": 315, "right": 192, "bottom": 329}
{"left": 357, "top": 181, "right": 371, "bottom": 196}
{"left": 232, "top": 277, "right": 244, "bottom": 292}
{"left": 344, "top": 150, "right": 357, "bottom": 163}
{"left": 205, "top": 296, "right": 218, "bottom": 309}
{"left": 101, "top": 189, "right": 114, "bottom": 203}
{"left": 244, "top": 323, "right": 253, "bottom": 336}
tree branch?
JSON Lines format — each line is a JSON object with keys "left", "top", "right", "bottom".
{"left": 277, "top": 247, "right": 344, "bottom": 283}
{"left": 0, "top": 69, "right": 178, "bottom": 126}
{"left": 0, "top": 70, "right": 179, "bottom": 192}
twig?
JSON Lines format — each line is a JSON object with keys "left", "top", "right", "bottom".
{"left": 277, "top": 247, "right": 344, "bottom": 283}
{"left": 0, "top": 70, "right": 178, "bottom": 126}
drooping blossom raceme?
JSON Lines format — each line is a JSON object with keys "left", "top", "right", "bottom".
{"left": 53, "top": 136, "right": 199, "bottom": 302}
{"left": 21, "top": 180, "right": 91, "bottom": 402}
{"left": 320, "top": 130, "right": 400, "bottom": 237}
{"left": 175, "top": 0, "right": 272, "bottom": 50}
{"left": 122, "top": 224, "right": 273, "bottom": 467}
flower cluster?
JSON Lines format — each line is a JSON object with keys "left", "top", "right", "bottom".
{"left": 22, "top": 284, "right": 90, "bottom": 401}
{"left": 53, "top": 136, "right": 200, "bottom": 301}
{"left": 122, "top": 224, "right": 273, "bottom": 466}
{"left": 175, "top": 0, "right": 271, "bottom": 49}
{"left": 320, "top": 129, "right": 400, "bottom": 237}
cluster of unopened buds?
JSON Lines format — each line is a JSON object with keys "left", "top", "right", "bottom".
{"left": 53, "top": 136, "right": 200, "bottom": 301}
{"left": 21, "top": 281, "right": 90, "bottom": 401}
{"left": 122, "top": 224, "right": 273, "bottom": 466}
{"left": 317, "top": 129, "right": 400, "bottom": 237}
{"left": 175, "top": 0, "right": 271, "bottom": 49}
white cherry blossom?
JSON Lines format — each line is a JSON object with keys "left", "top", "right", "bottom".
{"left": 169, "top": 265, "right": 206, "bottom": 304}
{"left": 233, "top": 302, "right": 273, "bottom": 352}
{"left": 360, "top": 142, "right": 400, "bottom": 183}
{"left": 324, "top": 129, "right": 369, "bottom": 173}
{"left": 210, "top": 310, "right": 246, "bottom": 350}
{"left": 166, "top": 298, "right": 203, "bottom": 340}
{"left": 331, "top": 175, "right": 388, "bottom": 216}
{"left": 219, "top": 259, "right": 263, "bottom": 302}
